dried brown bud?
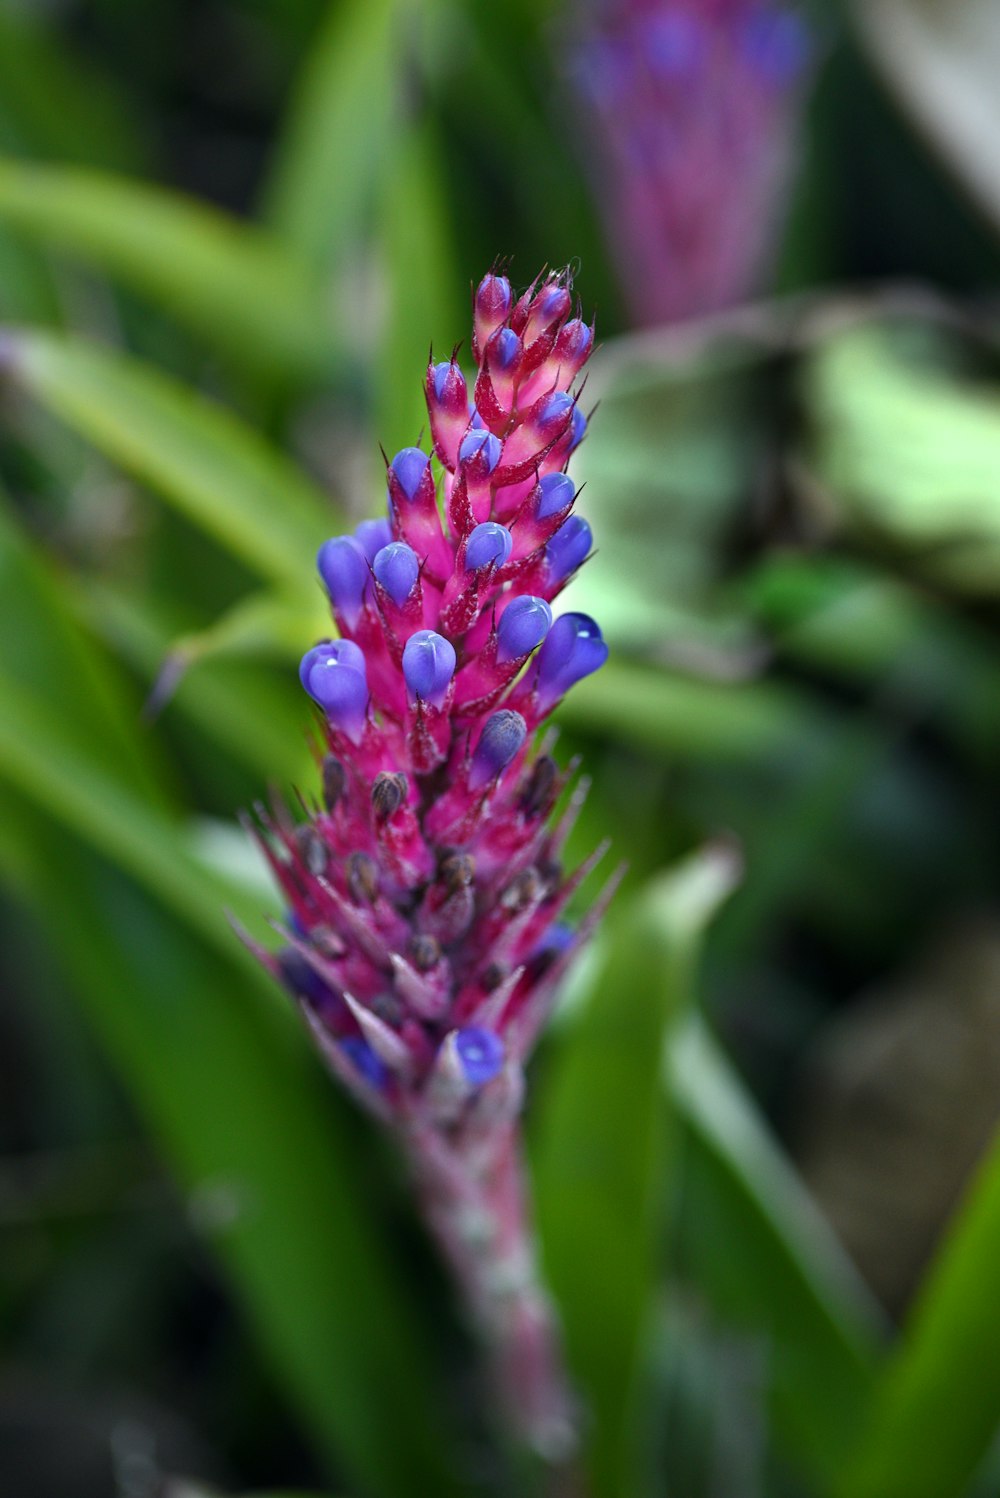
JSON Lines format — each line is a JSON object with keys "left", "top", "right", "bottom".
{"left": 322, "top": 755, "right": 346, "bottom": 811}
{"left": 441, "top": 852, "right": 475, "bottom": 892}
{"left": 372, "top": 771, "right": 408, "bottom": 822}
{"left": 370, "top": 990, "right": 404, "bottom": 1027}
{"left": 520, "top": 755, "right": 559, "bottom": 818}
{"left": 481, "top": 961, "right": 507, "bottom": 992}
{"left": 409, "top": 934, "right": 442, "bottom": 972}
{"left": 500, "top": 866, "right": 542, "bottom": 912}
{"left": 347, "top": 851, "right": 380, "bottom": 904}
{"left": 295, "top": 823, "right": 329, "bottom": 876}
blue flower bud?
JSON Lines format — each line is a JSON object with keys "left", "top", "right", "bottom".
{"left": 454, "top": 1027, "right": 505, "bottom": 1087}
{"left": 459, "top": 428, "right": 502, "bottom": 473}
{"left": 476, "top": 273, "right": 512, "bottom": 320}
{"left": 277, "top": 947, "right": 337, "bottom": 1007}
{"left": 465, "top": 522, "right": 513, "bottom": 571}
{"left": 432, "top": 361, "right": 451, "bottom": 400}
{"left": 532, "top": 283, "right": 573, "bottom": 329}
{"left": 373, "top": 541, "right": 419, "bottom": 606}
{"left": 536, "top": 472, "right": 576, "bottom": 519}
{"left": 545, "top": 515, "right": 592, "bottom": 580}
{"left": 469, "top": 406, "right": 486, "bottom": 430}
{"left": 497, "top": 595, "right": 553, "bottom": 663}
{"left": 341, "top": 1035, "right": 389, "bottom": 1090}
{"left": 569, "top": 405, "right": 587, "bottom": 450}
{"left": 534, "top": 612, "right": 608, "bottom": 709}
{"left": 532, "top": 920, "right": 575, "bottom": 962}
{"left": 355, "top": 515, "right": 393, "bottom": 562}
{"left": 402, "top": 629, "right": 457, "bottom": 707}
{"left": 390, "top": 446, "right": 431, "bottom": 501}
{"left": 300, "top": 638, "right": 366, "bottom": 697}
{"left": 557, "top": 318, "right": 594, "bottom": 365}
{"left": 470, "top": 709, "right": 527, "bottom": 789}
{"left": 317, "top": 536, "right": 368, "bottom": 626}
{"left": 492, "top": 328, "right": 522, "bottom": 369}
{"left": 646, "top": 13, "right": 705, "bottom": 77}
{"left": 538, "top": 391, "right": 574, "bottom": 432}
{"left": 306, "top": 649, "right": 369, "bottom": 740}
{"left": 742, "top": 10, "right": 811, "bottom": 84}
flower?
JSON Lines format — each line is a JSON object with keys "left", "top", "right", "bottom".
{"left": 241, "top": 267, "right": 619, "bottom": 1460}
{"left": 567, "top": 0, "right": 814, "bottom": 325}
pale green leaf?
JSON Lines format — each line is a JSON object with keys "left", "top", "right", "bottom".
{"left": 5, "top": 331, "right": 342, "bottom": 584}
{"left": 533, "top": 849, "right": 741, "bottom": 1498}
{"left": 839, "top": 1117, "right": 1000, "bottom": 1498}
{"left": 0, "top": 160, "right": 338, "bottom": 380}
{"left": 670, "top": 1016, "right": 884, "bottom": 1485}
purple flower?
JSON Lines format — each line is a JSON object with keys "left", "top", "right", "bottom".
{"left": 567, "top": 0, "right": 815, "bottom": 325}
{"left": 244, "top": 268, "right": 619, "bottom": 1458}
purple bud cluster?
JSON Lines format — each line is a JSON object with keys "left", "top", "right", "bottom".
{"left": 569, "top": 0, "right": 814, "bottom": 326}
{"left": 248, "top": 268, "right": 616, "bottom": 1130}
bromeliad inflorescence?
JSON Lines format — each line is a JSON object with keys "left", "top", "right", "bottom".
{"left": 568, "top": 0, "right": 814, "bottom": 326}
{"left": 242, "top": 267, "right": 618, "bottom": 1463}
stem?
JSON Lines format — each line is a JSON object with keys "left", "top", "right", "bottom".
{"left": 402, "top": 1117, "right": 586, "bottom": 1491}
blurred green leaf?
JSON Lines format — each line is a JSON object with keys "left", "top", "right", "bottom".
{"left": 839, "top": 1116, "right": 1000, "bottom": 1498}
{"left": 557, "top": 656, "right": 831, "bottom": 766}
{"left": 0, "top": 494, "right": 170, "bottom": 806}
{"left": 853, "top": 0, "right": 1000, "bottom": 239}
{"left": 743, "top": 554, "right": 1000, "bottom": 761}
{"left": 3, "top": 811, "right": 460, "bottom": 1498}
{"left": 533, "top": 848, "right": 741, "bottom": 1498}
{"left": 670, "top": 1016, "right": 884, "bottom": 1488}
{"left": 0, "top": 508, "right": 461, "bottom": 1498}
{"left": 5, "top": 330, "right": 341, "bottom": 584}
{"left": 374, "top": 120, "right": 463, "bottom": 451}
{"left": 804, "top": 320, "right": 1000, "bottom": 591}
{"left": 75, "top": 578, "right": 312, "bottom": 785}
{"left": 263, "top": 0, "right": 410, "bottom": 270}
{"left": 0, "top": 160, "right": 338, "bottom": 381}
{"left": 143, "top": 585, "right": 328, "bottom": 720}
{"left": 0, "top": 9, "right": 143, "bottom": 171}
{"left": 573, "top": 335, "right": 770, "bottom": 649}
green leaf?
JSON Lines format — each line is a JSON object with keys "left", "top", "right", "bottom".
{"left": 4, "top": 810, "right": 459, "bottom": 1498}
{"left": 532, "top": 849, "right": 741, "bottom": 1498}
{"left": 0, "top": 160, "right": 337, "bottom": 381}
{"left": 853, "top": 0, "right": 1000, "bottom": 238}
{"left": 263, "top": 0, "right": 409, "bottom": 270}
{"left": 0, "top": 508, "right": 461, "bottom": 1498}
{"left": 804, "top": 321, "right": 1000, "bottom": 592}
{"left": 571, "top": 334, "right": 771, "bottom": 651}
{"left": 74, "top": 578, "right": 312, "bottom": 785}
{"left": 0, "top": 9, "right": 143, "bottom": 171}
{"left": 670, "top": 1016, "right": 884, "bottom": 1487}
{"left": 5, "top": 330, "right": 341, "bottom": 584}
{"left": 743, "top": 554, "right": 1000, "bottom": 762}
{"left": 374, "top": 121, "right": 464, "bottom": 452}
{"left": 839, "top": 1117, "right": 1000, "bottom": 1498}
{"left": 556, "top": 656, "right": 833, "bottom": 766}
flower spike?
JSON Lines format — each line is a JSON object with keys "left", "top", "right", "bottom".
{"left": 247, "top": 266, "right": 612, "bottom": 1464}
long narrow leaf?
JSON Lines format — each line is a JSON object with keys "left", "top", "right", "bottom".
{"left": 263, "top": 0, "right": 407, "bottom": 270}
{"left": 556, "top": 657, "right": 833, "bottom": 765}
{"left": 0, "top": 160, "right": 336, "bottom": 380}
{"left": 0, "top": 512, "right": 461, "bottom": 1497}
{"left": 532, "top": 849, "right": 741, "bottom": 1498}
{"left": 669, "top": 1016, "right": 884, "bottom": 1487}
{"left": 4, "top": 331, "right": 341, "bottom": 584}
{"left": 839, "top": 1118, "right": 1000, "bottom": 1498}
{"left": 3, "top": 807, "right": 460, "bottom": 1498}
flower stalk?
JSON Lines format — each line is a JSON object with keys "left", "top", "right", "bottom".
{"left": 242, "top": 266, "right": 618, "bottom": 1477}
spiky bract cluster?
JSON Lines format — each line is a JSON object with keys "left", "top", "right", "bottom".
{"left": 250, "top": 268, "right": 616, "bottom": 1130}
{"left": 569, "top": 0, "right": 814, "bottom": 325}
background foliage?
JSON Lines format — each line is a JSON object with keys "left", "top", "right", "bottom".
{"left": 3, "top": 1, "right": 1000, "bottom": 1495}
